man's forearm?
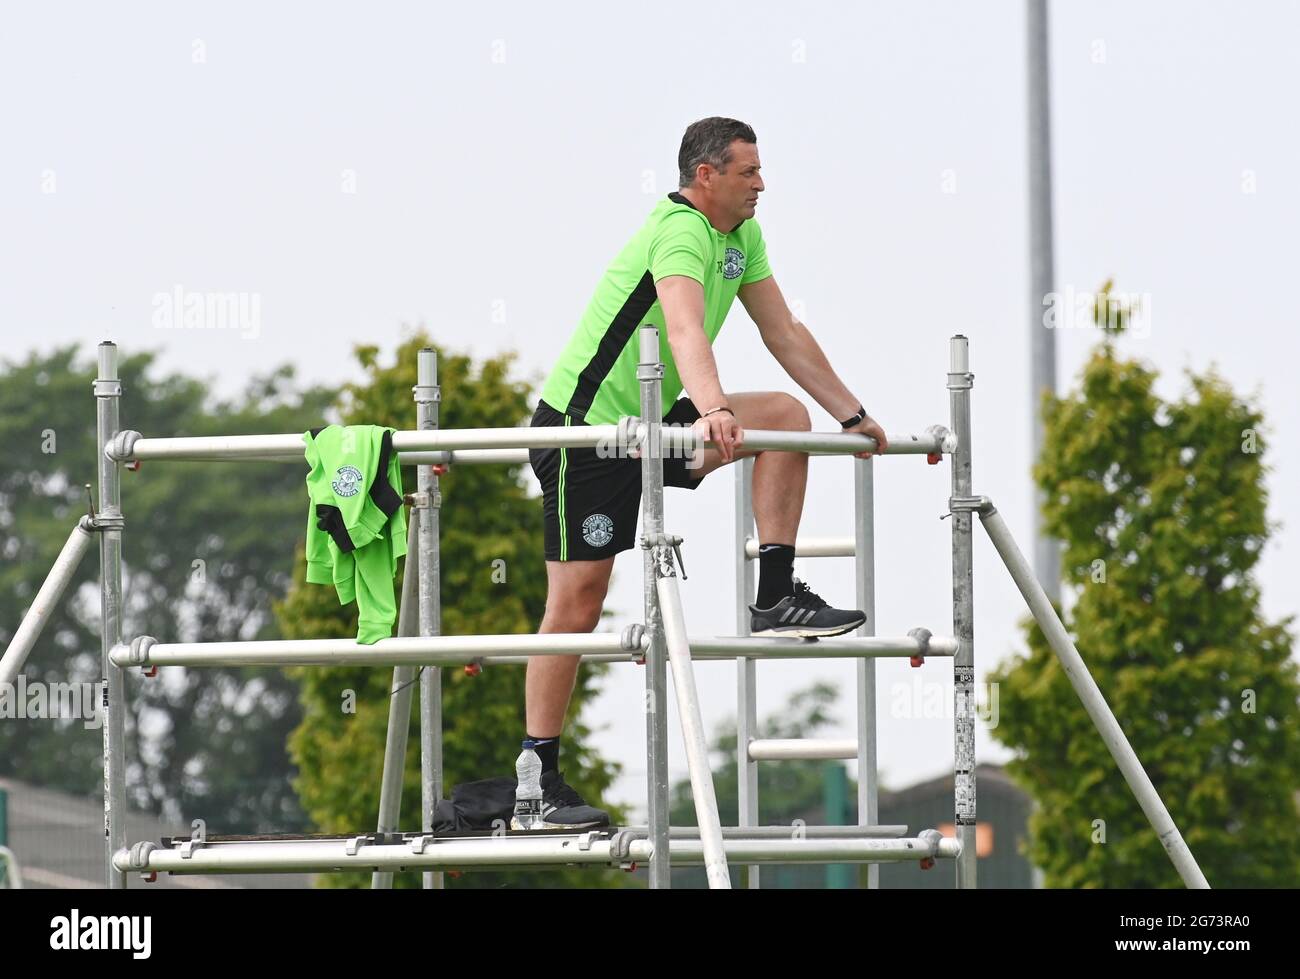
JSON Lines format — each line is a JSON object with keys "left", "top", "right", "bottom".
{"left": 767, "top": 321, "right": 863, "bottom": 422}
{"left": 667, "top": 324, "right": 729, "bottom": 413}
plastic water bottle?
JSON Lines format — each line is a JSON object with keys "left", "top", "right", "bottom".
{"left": 512, "top": 739, "right": 544, "bottom": 830}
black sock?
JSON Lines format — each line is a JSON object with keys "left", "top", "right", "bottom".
{"left": 526, "top": 734, "right": 561, "bottom": 774}
{"left": 756, "top": 543, "right": 796, "bottom": 609}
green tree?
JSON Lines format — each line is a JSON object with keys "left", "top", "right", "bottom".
{"left": 278, "top": 332, "right": 629, "bottom": 888}
{"left": 990, "top": 302, "right": 1300, "bottom": 887}
{"left": 0, "top": 345, "right": 335, "bottom": 832}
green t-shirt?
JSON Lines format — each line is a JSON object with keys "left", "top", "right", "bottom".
{"left": 540, "top": 191, "right": 772, "bottom": 425}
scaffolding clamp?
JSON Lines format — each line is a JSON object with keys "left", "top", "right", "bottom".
{"left": 114, "top": 635, "right": 158, "bottom": 669}
{"left": 404, "top": 490, "right": 440, "bottom": 510}
{"left": 411, "top": 383, "right": 440, "bottom": 404}
{"left": 945, "top": 495, "right": 994, "bottom": 518}
{"left": 642, "top": 532, "right": 686, "bottom": 580}
{"left": 93, "top": 510, "right": 125, "bottom": 536}
{"left": 607, "top": 828, "right": 641, "bottom": 864}
{"left": 907, "top": 627, "right": 932, "bottom": 669}
{"left": 86, "top": 481, "right": 124, "bottom": 531}
{"left": 620, "top": 623, "right": 646, "bottom": 664}
{"left": 89, "top": 508, "right": 124, "bottom": 533}
{"left": 917, "top": 828, "right": 943, "bottom": 870}
{"left": 127, "top": 840, "right": 157, "bottom": 869}
{"left": 616, "top": 415, "right": 642, "bottom": 458}
{"left": 71, "top": 513, "right": 98, "bottom": 543}
{"left": 924, "top": 424, "right": 957, "bottom": 464}
{"left": 105, "top": 430, "right": 143, "bottom": 471}
{"left": 126, "top": 841, "right": 158, "bottom": 882}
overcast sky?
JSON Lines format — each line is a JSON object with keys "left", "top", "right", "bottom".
{"left": 3, "top": 1, "right": 1296, "bottom": 823}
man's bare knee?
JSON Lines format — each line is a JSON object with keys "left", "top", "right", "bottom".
{"left": 777, "top": 392, "right": 812, "bottom": 431}
{"left": 542, "top": 602, "right": 603, "bottom": 633}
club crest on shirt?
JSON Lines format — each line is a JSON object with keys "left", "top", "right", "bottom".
{"left": 722, "top": 247, "right": 745, "bottom": 280}
{"left": 582, "top": 513, "right": 615, "bottom": 547}
{"left": 332, "top": 465, "right": 364, "bottom": 497}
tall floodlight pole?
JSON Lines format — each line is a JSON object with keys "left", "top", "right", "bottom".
{"left": 1027, "top": 0, "right": 1060, "bottom": 603}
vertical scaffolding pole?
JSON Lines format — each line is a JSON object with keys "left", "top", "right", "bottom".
{"left": 1027, "top": 0, "right": 1061, "bottom": 603}
{"left": 638, "top": 324, "right": 670, "bottom": 888}
{"left": 415, "top": 348, "right": 444, "bottom": 890}
{"left": 853, "top": 456, "right": 879, "bottom": 889}
{"left": 948, "top": 335, "right": 977, "bottom": 888}
{"left": 372, "top": 511, "right": 421, "bottom": 889}
{"left": 95, "top": 341, "right": 128, "bottom": 889}
{"left": 734, "top": 459, "right": 759, "bottom": 888}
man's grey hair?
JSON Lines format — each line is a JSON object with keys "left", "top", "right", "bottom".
{"left": 677, "top": 117, "right": 757, "bottom": 188}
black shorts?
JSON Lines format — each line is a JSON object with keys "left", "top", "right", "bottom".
{"left": 529, "top": 397, "right": 708, "bottom": 562}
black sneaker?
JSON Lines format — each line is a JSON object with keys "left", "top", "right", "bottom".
{"left": 748, "top": 578, "right": 866, "bottom": 639}
{"left": 511, "top": 770, "right": 610, "bottom": 830}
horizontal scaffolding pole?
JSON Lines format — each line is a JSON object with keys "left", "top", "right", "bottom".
{"left": 618, "top": 824, "right": 909, "bottom": 839}
{"left": 405, "top": 448, "right": 531, "bottom": 466}
{"left": 743, "top": 536, "right": 856, "bottom": 559}
{"left": 111, "top": 633, "right": 644, "bottom": 668}
{"left": 408, "top": 445, "right": 922, "bottom": 467}
{"left": 112, "top": 424, "right": 950, "bottom": 464}
{"left": 658, "top": 837, "right": 957, "bottom": 865}
{"left": 467, "top": 654, "right": 631, "bottom": 666}
{"left": 748, "top": 738, "right": 858, "bottom": 761}
{"left": 407, "top": 431, "right": 951, "bottom": 462}
{"left": 114, "top": 832, "right": 957, "bottom": 875}
{"left": 687, "top": 634, "right": 956, "bottom": 659}
{"left": 109, "top": 631, "right": 957, "bottom": 668}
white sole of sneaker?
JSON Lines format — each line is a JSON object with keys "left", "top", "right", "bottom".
{"left": 509, "top": 817, "right": 607, "bottom": 831}
{"left": 750, "top": 620, "right": 864, "bottom": 640}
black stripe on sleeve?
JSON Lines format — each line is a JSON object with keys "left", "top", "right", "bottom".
{"left": 566, "top": 270, "right": 659, "bottom": 422}
{"left": 315, "top": 504, "right": 356, "bottom": 553}
{"left": 368, "top": 428, "right": 403, "bottom": 517}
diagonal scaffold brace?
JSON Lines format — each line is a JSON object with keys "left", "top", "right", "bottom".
{"left": 650, "top": 535, "right": 732, "bottom": 889}
{"left": 949, "top": 494, "right": 1211, "bottom": 889}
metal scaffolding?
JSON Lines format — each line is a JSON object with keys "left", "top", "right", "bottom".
{"left": 0, "top": 332, "right": 1211, "bottom": 889}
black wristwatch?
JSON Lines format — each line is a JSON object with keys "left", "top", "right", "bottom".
{"left": 839, "top": 405, "right": 867, "bottom": 429}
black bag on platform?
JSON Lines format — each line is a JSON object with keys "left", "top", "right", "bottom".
{"left": 430, "top": 776, "right": 518, "bottom": 833}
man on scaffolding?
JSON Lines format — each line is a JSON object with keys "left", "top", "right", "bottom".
{"left": 522, "top": 117, "right": 889, "bottom": 829}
